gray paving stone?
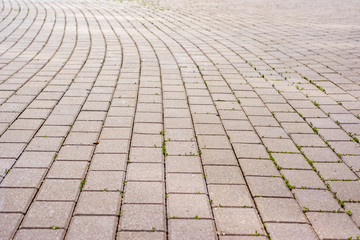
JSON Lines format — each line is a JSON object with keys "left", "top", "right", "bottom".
{"left": 168, "top": 219, "right": 216, "bottom": 240}
{"left": 119, "top": 204, "right": 165, "bottom": 231}
{"left": 0, "top": 213, "right": 23, "bottom": 240}
{"left": 0, "top": 188, "right": 36, "bottom": 213}
{"left": 66, "top": 216, "right": 117, "bottom": 240}
{"left": 14, "top": 229, "right": 65, "bottom": 240}
{"left": 21, "top": 202, "right": 74, "bottom": 228}
{"left": 256, "top": 198, "right": 307, "bottom": 223}
{"left": 213, "top": 208, "right": 265, "bottom": 235}
{"left": 266, "top": 223, "right": 318, "bottom": 240}
{"left": 307, "top": 212, "right": 360, "bottom": 239}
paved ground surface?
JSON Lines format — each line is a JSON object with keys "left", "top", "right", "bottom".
{"left": 0, "top": 0, "right": 360, "bottom": 239}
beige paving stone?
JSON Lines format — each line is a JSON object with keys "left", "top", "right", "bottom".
{"left": 327, "top": 181, "right": 360, "bottom": 201}
{"left": 198, "top": 135, "right": 231, "bottom": 149}
{"left": 0, "top": 143, "right": 26, "bottom": 158}
{"left": 36, "top": 126, "right": 71, "bottom": 137}
{"left": 14, "top": 229, "right": 65, "bottom": 240}
{"left": 47, "top": 161, "right": 88, "bottom": 179}
{"left": 90, "top": 154, "right": 126, "bottom": 171}
{"left": 13, "top": 152, "right": 54, "bottom": 169}
{"left": 0, "top": 188, "right": 35, "bottom": 213}
{"left": 129, "top": 147, "right": 163, "bottom": 162}
{"left": 66, "top": 216, "right": 117, "bottom": 240}
{"left": 201, "top": 149, "right": 238, "bottom": 165}
{"left": 124, "top": 182, "right": 164, "bottom": 204}
{"left": 75, "top": 192, "right": 120, "bottom": 215}
{"left": 57, "top": 146, "right": 94, "bottom": 161}
{"left": 213, "top": 208, "right": 265, "bottom": 235}
{"left": 0, "top": 213, "right": 23, "bottom": 240}
{"left": 37, "top": 179, "right": 81, "bottom": 201}
{"left": 233, "top": 143, "right": 269, "bottom": 159}
{"left": 127, "top": 163, "right": 163, "bottom": 181}
{"left": 166, "top": 156, "right": 202, "bottom": 173}
{"left": 21, "top": 201, "right": 74, "bottom": 228}
{"left": 1, "top": 168, "right": 46, "bottom": 188}
{"left": 266, "top": 223, "right": 318, "bottom": 240}
{"left": 256, "top": 198, "right": 307, "bottom": 223}
{"left": 293, "top": 189, "right": 341, "bottom": 212}
{"left": 167, "top": 194, "right": 212, "bottom": 218}
{"left": 117, "top": 232, "right": 166, "bottom": 240}
{"left": 247, "top": 176, "right": 292, "bottom": 197}
{"left": 83, "top": 171, "right": 124, "bottom": 191}
{"left": 167, "top": 173, "right": 206, "bottom": 193}
{"left": 314, "top": 162, "right": 357, "bottom": 180}
{"left": 239, "top": 159, "right": 280, "bottom": 176}
{"left": 281, "top": 170, "right": 325, "bottom": 189}
{"left": 208, "top": 185, "right": 254, "bottom": 207}
{"left": 119, "top": 204, "right": 165, "bottom": 231}
{"left": 204, "top": 166, "right": 245, "bottom": 184}
{"left": 168, "top": 219, "right": 216, "bottom": 240}
{"left": 272, "top": 153, "right": 312, "bottom": 169}
{"left": 0, "top": 130, "right": 35, "bottom": 143}
{"left": 95, "top": 140, "right": 129, "bottom": 154}
{"left": 166, "top": 141, "right": 198, "bottom": 156}
{"left": 306, "top": 212, "right": 360, "bottom": 239}
{"left": 301, "top": 147, "right": 340, "bottom": 162}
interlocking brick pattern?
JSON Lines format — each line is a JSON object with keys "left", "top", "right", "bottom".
{"left": 0, "top": 0, "right": 360, "bottom": 239}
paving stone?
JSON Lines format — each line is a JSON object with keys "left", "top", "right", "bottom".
{"left": 167, "top": 173, "right": 206, "bottom": 193}
{"left": 124, "top": 182, "right": 164, "bottom": 204}
{"left": 301, "top": 147, "right": 340, "bottom": 162}
{"left": 14, "top": 151, "right": 55, "bottom": 168}
{"left": 167, "top": 194, "right": 212, "bottom": 218}
{"left": 14, "top": 229, "right": 65, "bottom": 240}
{"left": 83, "top": 171, "right": 124, "bottom": 191}
{"left": 239, "top": 159, "right": 280, "bottom": 176}
{"left": 90, "top": 154, "right": 126, "bottom": 171}
{"left": 204, "top": 166, "right": 245, "bottom": 184}
{"left": 117, "top": 232, "right": 166, "bottom": 240}
{"left": 166, "top": 141, "right": 198, "bottom": 156}
{"left": 314, "top": 162, "right": 357, "bottom": 180}
{"left": 129, "top": 147, "right": 163, "bottom": 162}
{"left": 36, "top": 126, "right": 71, "bottom": 137}
{"left": 0, "top": 130, "right": 35, "bottom": 143}
{"left": 47, "top": 161, "right": 88, "bottom": 179}
{"left": 95, "top": 140, "right": 129, "bottom": 154}
{"left": 208, "top": 185, "right": 253, "bottom": 207}
{"left": 306, "top": 212, "right": 360, "bottom": 239}
{"left": 57, "top": 146, "right": 94, "bottom": 161}
{"left": 247, "top": 176, "right": 292, "bottom": 197}
{"left": 166, "top": 156, "right": 202, "bottom": 173}
{"left": 37, "top": 179, "right": 81, "bottom": 201}
{"left": 293, "top": 189, "right": 341, "bottom": 212}
{"left": 266, "top": 223, "right": 318, "bottom": 240}
{"left": 65, "top": 132, "right": 98, "bottom": 145}
{"left": 0, "top": 188, "right": 35, "bottom": 213}
{"left": 168, "top": 219, "right": 216, "bottom": 240}
{"left": 21, "top": 201, "right": 74, "bottom": 228}
{"left": 291, "top": 134, "right": 327, "bottom": 147}
{"left": 281, "top": 170, "right": 325, "bottom": 189}
{"left": 119, "top": 204, "right": 165, "bottom": 231}
{"left": 233, "top": 143, "right": 269, "bottom": 159}
{"left": 127, "top": 163, "right": 163, "bottom": 181}
{"left": 256, "top": 198, "right": 307, "bottom": 223}
{"left": 75, "top": 192, "right": 120, "bottom": 215}
{"left": 201, "top": 149, "right": 238, "bottom": 165}
{"left": 0, "top": 213, "right": 23, "bottom": 240}
{"left": 272, "top": 153, "right": 312, "bottom": 169}
{"left": 213, "top": 208, "right": 264, "bottom": 235}
{"left": 0, "top": 143, "right": 26, "bottom": 158}
{"left": 66, "top": 216, "right": 117, "bottom": 240}
{"left": 327, "top": 181, "right": 360, "bottom": 201}
{"left": 198, "top": 135, "right": 231, "bottom": 149}
{"left": 1, "top": 168, "right": 46, "bottom": 188}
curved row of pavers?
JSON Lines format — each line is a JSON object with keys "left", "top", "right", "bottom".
{"left": 0, "top": 0, "right": 360, "bottom": 239}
